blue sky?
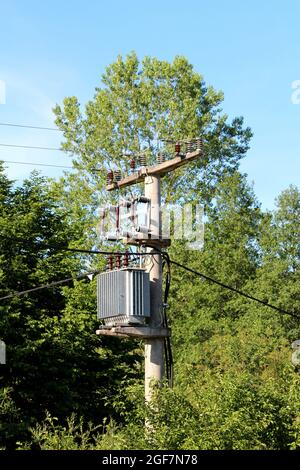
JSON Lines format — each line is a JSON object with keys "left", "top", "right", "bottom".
{"left": 0, "top": 0, "right": 299, "bottom": 209}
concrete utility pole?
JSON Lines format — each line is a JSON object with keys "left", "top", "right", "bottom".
{"left": 144, "top": 175, "right": 164, "bottom": 401}
{"left": 96, "top": 142, "right": 203, "bottom": 403}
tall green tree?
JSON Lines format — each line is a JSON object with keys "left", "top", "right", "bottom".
{"left": 166, "top": 172, "right": 262, "bottom": 366}
{"left": 0, "top": 166, "right": 141, "bottom": 448}
{"left": 251, "top": 185, "right": 300, "bottom": 339}
{"left": 53, "top": 52, "right": 252, "bottom": 245}
{"left": 2, "top": 53, "right": 300, "bottom": 450}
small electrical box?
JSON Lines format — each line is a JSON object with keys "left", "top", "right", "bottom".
{"left": 97, "top": 268, "right": 150, "bottom": 326}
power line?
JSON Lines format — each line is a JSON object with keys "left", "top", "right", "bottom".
{"left": 0, "top": 143, "right": 70, "bottom": 152}
{"left": 0, "top": 270, "right": 99, "bottom": 302}
{"left": 62, "top": 247, "right": 162, "bottom": 256}
{"left": 1, "top": 160, "right": 73, "bottom": 169}
{"left": 0, "top": 122, "right": 60, "bottom": 131}
{"left": 0, "top": 249, "right": 160, "bottom": 302}
{"left": 0, "top": 242, "right": 298, "bottom": 320}
{"left": 0, "top": 237, "right": 162, "bottom": 257}
{"left": 169, "top": 259, "right": 300, "bottom": 320}
{"left": 60, "top": 248, "right": 300, "bottom": 320}
{"left": 0, "top": 245, "right": 161, "bottom": 302}
{"left": 162, "top": 253, "right": 173, "bottom": 387}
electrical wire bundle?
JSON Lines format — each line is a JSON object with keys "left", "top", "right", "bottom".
{"left": 162, "top": 252, "right": 173, "bottom": 387}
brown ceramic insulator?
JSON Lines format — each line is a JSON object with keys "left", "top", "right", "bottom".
{"left": 115, "top": 253, "right": 121, "bottom": 269}
{"left": 108, "top": 255, "right": 113, "bottom": 271}
{"left": 130, "top": 159, "right": 136, "bottom": 172}
{"left": 107, "top": 170, "right": 114, "bottom": 184}
{"left": 175, "top": 142, "right": 181, "bottom": 154}
{"left": 123, "top": 251, "right": 129, "bottom": 268}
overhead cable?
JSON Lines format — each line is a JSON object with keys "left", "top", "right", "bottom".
{"left": 0, "top": 122, "right": 60, "bottom": 131}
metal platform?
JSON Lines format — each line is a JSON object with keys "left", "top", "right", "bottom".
{"left": 96, "top": 325, "right": 171, "bottom": 339}
{"left": 123, "top": 237, "right": 171, "bottom": 248}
